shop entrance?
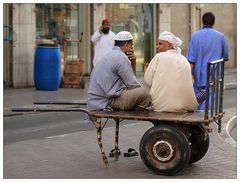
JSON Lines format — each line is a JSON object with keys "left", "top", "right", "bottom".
{"left": 94, "top": 3, "right": 154, "bottom": 74}
{"left": 35, "top": 4, "right": 81, "bottom": 76}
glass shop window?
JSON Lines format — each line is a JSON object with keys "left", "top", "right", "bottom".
{"left": 35, "top": 3, "right": 79, "bottom": 56}
{"left": 104, "top": 3, "right": 153, "bottom": 73}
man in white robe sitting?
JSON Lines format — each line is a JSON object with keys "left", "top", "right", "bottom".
{"left": 144, "top": 31, "right": 202, "bottom": 113}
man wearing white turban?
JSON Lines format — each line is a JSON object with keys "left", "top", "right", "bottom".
{"left": 158, "top": 31, "right": 183, "bottom": 54}
{"left": 144, "top": 31, "right": 199, "bottom": 113}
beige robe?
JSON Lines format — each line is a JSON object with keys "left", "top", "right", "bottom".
{"left": 144, "top": 50, "right": 198, "bottom": 113}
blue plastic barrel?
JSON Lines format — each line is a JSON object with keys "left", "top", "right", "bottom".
{"left": 34, "top": 46, "right": 61, "bottom": 91}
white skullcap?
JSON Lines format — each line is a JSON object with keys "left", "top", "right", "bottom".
{"left": 158, "top": 31, "right": 183, "bottom": 53}
{"left": 115, "top": 31, "right": 133, "bottom": 41}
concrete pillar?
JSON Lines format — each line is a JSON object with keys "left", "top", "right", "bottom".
{"left": 12, "top": 4, "right": 36, "bottom": 88}
{"left": 78, "top": 4, "right": 92, "bottom": 75}
{"left": 159, "top": 4, "right": 171, "bottom": 34}
{"left": 153, "top": 4, "right": 159, "bottom": 55}
{"left": 190, "top": 4, "right": 198, "bottom": 33}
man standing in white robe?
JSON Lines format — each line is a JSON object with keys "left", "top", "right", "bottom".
{"left": 144, "top": 31, "right": 199, "bottom": 113}
{"left": 91, "top": 19, "right": 116, "bottom": 67}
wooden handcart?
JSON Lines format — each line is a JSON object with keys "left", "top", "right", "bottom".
{"left": 62, "top": 32, "right": 85, "bottom": 89}
{"left": 12, "top": 60, "right": 225, "bottom": 175}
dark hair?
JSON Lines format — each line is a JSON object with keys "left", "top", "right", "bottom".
{"left": 202, "top": 12, "right": 215, "bottom": 26}
{"left": 114, "top": 40, "right": 132, "bottom": 47}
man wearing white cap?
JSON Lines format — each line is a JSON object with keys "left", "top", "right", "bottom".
{"left": 144, "top": 31, "right": 199, "bottom": 113}
{"left": 87, "top": 31, "right": 150, "bottom": 113}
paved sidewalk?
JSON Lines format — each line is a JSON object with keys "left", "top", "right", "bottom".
{"left": 224, "top": 68, "right": 237, "bottom": 90}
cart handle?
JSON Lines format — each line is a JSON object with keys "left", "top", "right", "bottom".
{"left": 33, "top": 101, "right": 87, "bottom": 105}
{"left": 11, "top": 107, "right": 89, "bottom": 114}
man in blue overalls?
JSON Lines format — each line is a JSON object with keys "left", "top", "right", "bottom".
{"left": 186, "top": 12, "right": 229, "bottom": 111}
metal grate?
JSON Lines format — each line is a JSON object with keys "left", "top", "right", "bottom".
{"left": 204, "top": 59, "right": 225, "bottom": 132}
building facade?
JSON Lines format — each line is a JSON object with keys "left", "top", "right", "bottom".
{"left": 3, "top": 3, "right": 236, "bottom": 88}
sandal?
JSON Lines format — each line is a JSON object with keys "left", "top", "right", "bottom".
{"left": 109, "top": 148, "right": 121, "bottom": 157}
{"left": 124, "top": 148, "right": 138, "bottom": 157}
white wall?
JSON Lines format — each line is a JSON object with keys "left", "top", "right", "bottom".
{"left": 158, "top": 3, "right": 236, "bottom": 68}
{"left": 12, "top": 4, "right": 36, "bottom": 88}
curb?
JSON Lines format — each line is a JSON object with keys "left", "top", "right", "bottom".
{"left": 3, "top": 108, "right": 35, "bottom": 118}
{"left": 219, "top": 115, "right": 237, "bottom": 148}
{"left": 224, "top": 83, "right": 237, "bottom": 90}
{"left": 4, "top": 112, "right": 21, "bottom": 117}
{"left": 226, "top": 115, "right": 237, "bottom": 141}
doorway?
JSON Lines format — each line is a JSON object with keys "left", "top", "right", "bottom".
{"left": 93, "top": 3, "right": 154, "bottom": 74}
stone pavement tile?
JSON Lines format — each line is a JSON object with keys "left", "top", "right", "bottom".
{"left": 3, "top": 121, "right": 237, "bottom": 179}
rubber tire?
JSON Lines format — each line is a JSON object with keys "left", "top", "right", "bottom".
{"left": 189, "top": 125, "right": 209, "bottom": 164}
{"left": 139, "top": 125, "right": 190, "bottom": 176}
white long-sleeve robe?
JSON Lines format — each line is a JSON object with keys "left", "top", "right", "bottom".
{"left": 144, "top": 50, "right": 198, "bottom": 113}
{"left": 91, "top": 30, "right": 116, "bottom": 66}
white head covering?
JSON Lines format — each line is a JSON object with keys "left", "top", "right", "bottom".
{"left": 115, "top": 31, "right": 133, "bottom": 41}
{"left": 158, "top": 31, "right": 183, "bottom": 54}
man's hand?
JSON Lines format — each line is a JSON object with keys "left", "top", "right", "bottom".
{"left": 99, "top": 26, "right": 103, "bottom": 33}
{"left": 126, "top": 49, "right": 136, "bottom": 63}
{"left": 126, "top": 49, "right": 136, "bottom": 74}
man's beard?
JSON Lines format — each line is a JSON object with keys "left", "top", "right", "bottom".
{"left": 102, "top": 27, "right": 110, "bottom": 34}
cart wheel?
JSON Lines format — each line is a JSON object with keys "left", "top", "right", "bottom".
{"left": 189, "top": 125, "right": 209, "bottom": 164}
{"left": 140, "top": 125, "right": 190, "bottom": 175}
{"left": 80, "top": 77, "right": 85, "bottom": 89}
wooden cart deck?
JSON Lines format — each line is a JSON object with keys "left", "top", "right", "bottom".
{"left": 89, "top": 110, "right": 223, "bottom": 124}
